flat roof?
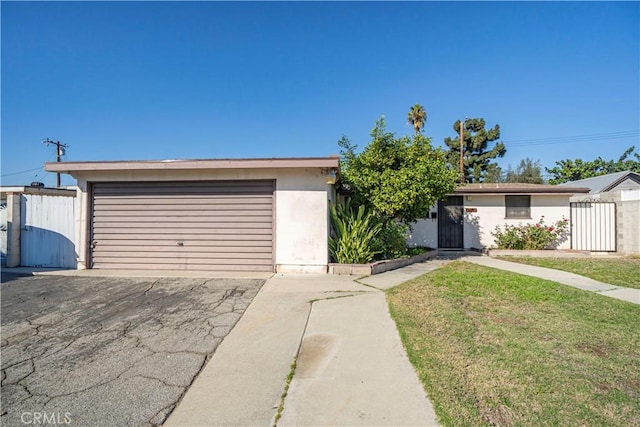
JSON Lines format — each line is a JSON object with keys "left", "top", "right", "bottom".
{"left": 45, "top": 156, "right": 340, "bottom": 173}
{"left": 0, "top": 186, "right": 76, "bottom": 196}
{"left": 454, "top": 183, "right": 590, "bottom": 194}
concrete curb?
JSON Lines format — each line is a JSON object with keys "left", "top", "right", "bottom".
{"left": 487, "top": 249, "right": 621, "bottom": 258}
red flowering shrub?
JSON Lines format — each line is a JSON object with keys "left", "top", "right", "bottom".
{"left": 491, "top": 217, "right": 569, "bottom": 250}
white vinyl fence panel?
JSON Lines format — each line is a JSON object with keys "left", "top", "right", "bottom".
{"left": 570, "top": 202, "right": 616, "bottom": 252}
{"left": 20, "top": 194, "right": 76, "bottom": 268}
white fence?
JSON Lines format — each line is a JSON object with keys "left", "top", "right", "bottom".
{"left": 570, "top": 202, "right": 616, "bottom": 252}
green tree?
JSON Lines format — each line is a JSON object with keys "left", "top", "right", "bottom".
{"left": 505, "top": 158, "right": 545, "bottom": 184}
{"left": 484, "top": 164, "right": 505, "bottom": 183}
{"left": 546, "top": 146, "right": 640, "bottom": 184}
{"left": 407, "top": 104, "right": 427, "bottom": 135}
{"left": 443, "top": 118, "right": 506, "bottom": 183}
{"left": 339, "top": 116, "right": 458, "bottom": 224}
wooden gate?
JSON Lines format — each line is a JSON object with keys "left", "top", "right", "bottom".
{"left": 570, "top": 202, "right": 616, "bottom": 251}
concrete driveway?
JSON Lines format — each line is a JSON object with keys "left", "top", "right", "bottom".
{"left": 0, "top": 273, "right": 264, "bottom": 426}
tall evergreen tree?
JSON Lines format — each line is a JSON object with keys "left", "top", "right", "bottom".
{"left": 443, "top": 118, "right": 506, "bottom": 183}
{"left": 505, "top": 158, "right": 544, "bottom": 183}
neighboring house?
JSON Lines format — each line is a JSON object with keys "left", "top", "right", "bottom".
{"left": 45, "top": 157, "right": 340, "bottom": 273}
{"left": 407, "top": 183, "right": 589, "bottom": 251}
{"left": 558, "top": 170, "right": 640, "bottom": 194}
{"left": 562, "top": 171, "right": 640, "bottom": 255}
{"left": 1, "top": 186, "right": 77, "bottom": 268}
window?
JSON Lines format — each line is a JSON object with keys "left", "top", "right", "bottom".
{"left": 505, "top": 195, "right": 530, "bottom": 218}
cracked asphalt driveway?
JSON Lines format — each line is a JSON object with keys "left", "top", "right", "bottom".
{"left": 0, "top": 273, "right": 264, "bottom": 426}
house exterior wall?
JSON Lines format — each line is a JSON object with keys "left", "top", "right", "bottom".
{"left": 6, "top": 194, "right": 21, "bottom": 267}
{"left": 407, "top": 194, "right": 572, "bottom": 250}
{"left": 619, "top": 190, "right": 640, "bottom": 255}
{"left": 612, "top": 177, "right": 640, "bottom": 192}
{"left": 72, "top": 168, "right": 331, "bottom": 272}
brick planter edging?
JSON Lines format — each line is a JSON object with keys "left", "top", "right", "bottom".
{"left": 328, "top": 250, "right": 439, "bottom": 276}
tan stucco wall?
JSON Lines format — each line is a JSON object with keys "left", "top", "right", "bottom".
{"left": 72, "top": 168, "right": 332, "bottom": 272}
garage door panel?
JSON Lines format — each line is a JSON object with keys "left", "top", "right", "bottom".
{"left": 93, "top": 187, "right": 272, "bottom": 197}
{"left": 93, "top": 230, "right": 272, "bottom": 242}
{"left": 93, "top": 219, "right": 271, "bottom": 228}
{"left": 91, "top": 180, "right": 274, "bottom": 271}
{"left": 94, "top": 211, "right": 271, "bottom": 222}
{"left": 92, "top": 256, "right": 273, "bottom": 265}
{"left": 93, "top": 251, "right": 273, "bottom": 260}
{"left": 94, "top": 224, "right": 271, "bottom": 236}
{"left": 91, "top": 262, "right": 272, "bottom": 271}
{"left": 93, "top": 202, "right": 273, "bottom": 211}
{"left": 96, "top": 244, "right": 271, "bottom": 254}
{"left": 94, "top": 195, "right": 273, "bottom": 204}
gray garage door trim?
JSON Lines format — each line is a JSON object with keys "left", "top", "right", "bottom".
{"left": 90, "top": 180, "right": 275, "bottom": 271}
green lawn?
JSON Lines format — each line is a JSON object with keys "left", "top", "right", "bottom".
{"left": 496, "top": 256, "right": 640, "bottom": 290}
{"left": 387, "top": 262, "right": 640, "bottom": 427}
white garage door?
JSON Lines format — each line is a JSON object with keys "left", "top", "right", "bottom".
{"left": 91, "top": 181, "right": 274, "bottom": 271}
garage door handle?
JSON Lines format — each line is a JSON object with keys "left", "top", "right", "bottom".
{"left": 176, "top": 242, "right": 184, "bottom": 246}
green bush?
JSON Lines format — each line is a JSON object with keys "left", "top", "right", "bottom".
{"left": 372, "top": 220, "right": 409, "bottom": 260}
{"left": 329, "top": 200, "right": 382, "bottom": 264}
{"left": 491, "top": 217, "right": 569, "bottom": 250}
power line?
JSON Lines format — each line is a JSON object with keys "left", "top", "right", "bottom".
{"left": 31, "top": 151, "right": 58, "bottom": 182}
{"left": 1, "top": 166, "right": 44, "bottom": 177}
{"left": 504, "top": 130, "right": 639, "bottom": 147}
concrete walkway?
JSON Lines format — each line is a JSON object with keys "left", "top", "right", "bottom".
{"left": 464, "top": 256, "right": 640, "bottom": 305}
{"left": 9, "top": 252, "right": 636, "bottom": 426}
{"left": 165, "top": 269, "right": 441, "bottom": 427}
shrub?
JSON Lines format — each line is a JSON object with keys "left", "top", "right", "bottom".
{"left": 372, "top": 220, "right": 409, "bottom": 260}
{"left": 329, "top": 200, "right": 382, "bottom": 264}
{"left": 492, "top": 216, "right": 569, "bottom": 250}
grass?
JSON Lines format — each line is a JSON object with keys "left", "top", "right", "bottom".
{"left": 273, "top": 357, "right": 297, "bottom": 426}
{"left": 387, "top": 261, "right": 640, "bottom": 427}
{"left": 496, "top": 256, "right": 640, "bottom": 290}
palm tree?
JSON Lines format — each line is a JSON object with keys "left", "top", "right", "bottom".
{"left": 407, "top": 104, "right": 427, "bottom": 135}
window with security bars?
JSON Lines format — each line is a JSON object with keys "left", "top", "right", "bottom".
{"left": 505, "top": 195, "right": 531, "bottom": 219}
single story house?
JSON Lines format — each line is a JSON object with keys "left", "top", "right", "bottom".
{"left": 562, "top": 171, "right": 640, "bottom": 255}
{"left": 45, "top": 157, "right": 340, "bottom": 273}
{"left": 1, "top": 185, "right": 77, "bottom": 268}
{"left": 407, "top": 183, "right": 590, "bottom": 251}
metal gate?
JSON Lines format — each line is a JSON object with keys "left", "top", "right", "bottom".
{"left": 570, "top": 202, "right": 616, "bottom": 251}
{"left": 21, "top": 194, "right": 76, "bottom": 268}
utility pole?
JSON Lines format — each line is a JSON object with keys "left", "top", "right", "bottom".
{"left": 459, "top": 119, "right": 465, "bottom": 183}
{"left": 43, "top": 138, "right": 68, "bottom": 187}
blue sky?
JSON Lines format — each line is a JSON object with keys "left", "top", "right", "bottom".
{"left": 2, "top": 1, "right": 638, "bottom": 187}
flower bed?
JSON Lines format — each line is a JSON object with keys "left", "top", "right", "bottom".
{"left": 328, "top": 249, "right": 439, "bottom": 275}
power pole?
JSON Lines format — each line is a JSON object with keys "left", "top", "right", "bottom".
{"left": 459, "top": 119, "right": 465, "bottom": 183}
{"left": 43, "top": 138, "right": 68, "bottom": 187}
